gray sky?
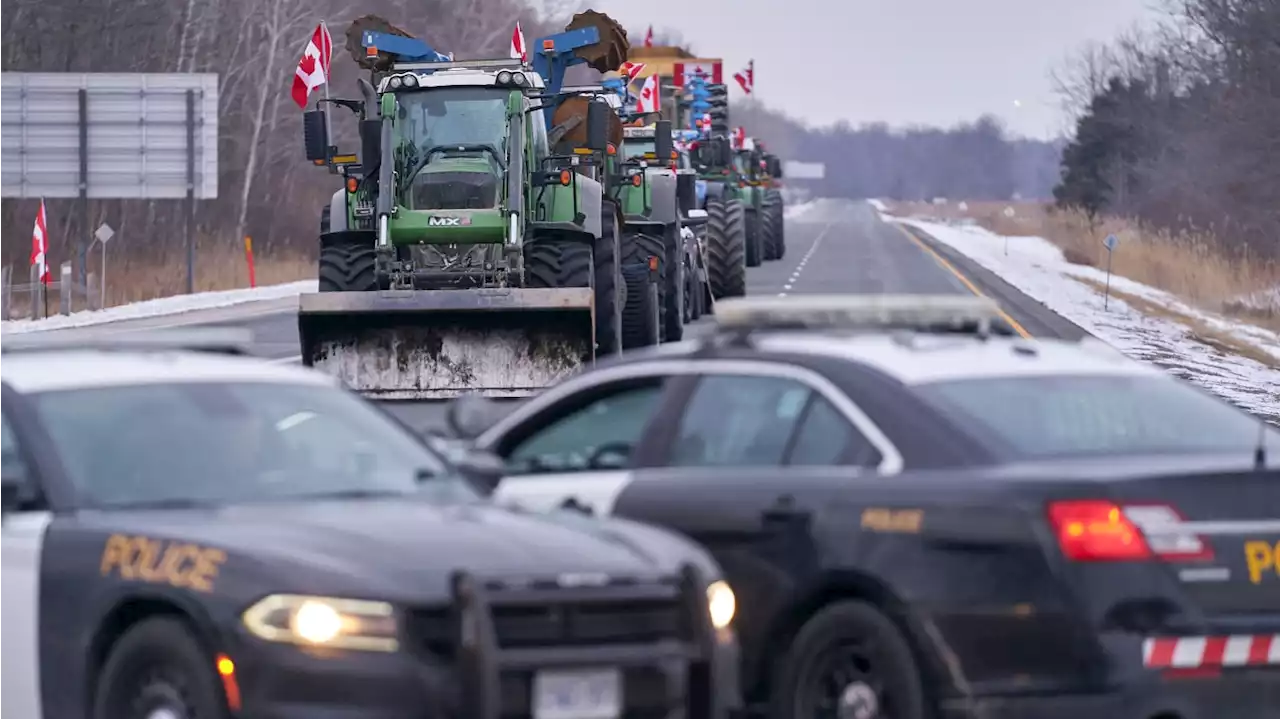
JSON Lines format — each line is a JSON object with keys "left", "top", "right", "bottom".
{"left": 590, "top": 0, "right": 1162, "bottom": 139}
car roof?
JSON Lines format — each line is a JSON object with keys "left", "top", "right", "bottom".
{"left": 1, "top": 349, "right": 338, "bottom": 394}
{"left": 611, "top": 331, "right": 1161, "bottom": 385}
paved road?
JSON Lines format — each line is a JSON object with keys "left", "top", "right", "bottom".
{"left": 20, "top": 200, "right": 1087, "bottom": 426}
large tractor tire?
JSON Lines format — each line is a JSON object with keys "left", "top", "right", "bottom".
{"left": 571, "top": 201, "right": 624, "bottom": 357}
{"left": 766, "top": 189, "right": 786, "bottom": 259}
{"left": 621, "top": 264, "right": 659, "bottom": 349}
{"left": 318, "top": 244, "right": 377, "bottom": 292}
{"left": 706, "top": 199, "right": 747, "bottom": 299}
{"left": 744, "top": 207, "right": 763, "bottom": 268}
{"left": 621, "top": 230, "right": 666, "bottom": 348}
{"left": 661, "top": 224, "right": 685, "bottom": 342}
{"left": 320, "top": 204, "right": 331, "bottom": 234}
{"left": 761, "top": 192, "right": 783, "bottom": 261}
{"left": 523, "top": 240, "right": 562, "bottom": 288}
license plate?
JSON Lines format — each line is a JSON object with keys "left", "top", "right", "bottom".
{"left": 532, "top": 668, "right": 622, "bottom": 719}
{"left": 1244, "top": 540, "right": 1280, "bottom": 584}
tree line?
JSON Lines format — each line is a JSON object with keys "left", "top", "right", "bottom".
{"left": 1051, "top": 0, "right": 1280, "bottom": 259}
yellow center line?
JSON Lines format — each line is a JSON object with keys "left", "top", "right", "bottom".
{"left": 892, "top": 222, "right": 1032, "bottom": 339}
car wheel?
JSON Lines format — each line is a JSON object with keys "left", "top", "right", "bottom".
{"left": 769, "top": 600, "right": 927, "bottom": 719}
{"left": 92, "top": 617, "right": 227, "bottom": 719}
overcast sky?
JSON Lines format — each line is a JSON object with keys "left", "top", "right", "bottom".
{"left": 590, "top": 0, "right": 1163, "bottom": 139}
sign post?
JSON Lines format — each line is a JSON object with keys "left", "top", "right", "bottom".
{"left": 93, "top": 223, "right": 115, "bottom": 308}
{"left": 1101, "top": 233, "right": 1119, "bottom": 310}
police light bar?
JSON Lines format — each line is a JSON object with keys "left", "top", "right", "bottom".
{"left": 713, "top": 294, "right": 1007, "bottom": 334}
{"left": 1, "top": 327, "right": 255, "bottom": 356}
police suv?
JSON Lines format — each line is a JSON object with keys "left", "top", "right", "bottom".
{"left": 444, "top": 295, "right": 1280, "bottom": 719}
{"left": 0, "top": 330, "right": 741, "bottom": 719}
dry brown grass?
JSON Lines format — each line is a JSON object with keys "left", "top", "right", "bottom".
{"left": 885, "top": 200, "right": 1280, "bottom": 332}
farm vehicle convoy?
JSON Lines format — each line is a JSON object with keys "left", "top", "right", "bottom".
{"left": 296, "top": 11, "right": 786, "bottom": 400}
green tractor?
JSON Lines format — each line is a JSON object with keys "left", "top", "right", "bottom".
{"left": 759, "top": 149, "right": 786, "bottom": 259}
{"left": 683, "top": 80, "right": 748, "bottom": 301}
{"left": 733, "top": 136, "right": 785, "bottom": 262}
{"left": 297, "top": 12, "right": 634, "bottom": 399}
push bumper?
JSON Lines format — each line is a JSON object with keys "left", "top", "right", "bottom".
{"left": 234, "top": 565, "right": 742, "bottom": 719}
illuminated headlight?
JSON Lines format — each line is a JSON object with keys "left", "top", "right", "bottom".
{"left": 706, "top": 580, "right": 736, "bottom": 629}
{"left": 496, "top": 70, "right": 513, "bottom": 85}
{"left": 388, "top": 76, "right": 404, "bottom": 90}
{"left": 402, "top": 73, "right": 419, "bottom": 88}
{"left": 242, "top": 595, "right": 399, "bottom": 652}
{"left": 511, "top": 71, "right": 528, "bottom": 86}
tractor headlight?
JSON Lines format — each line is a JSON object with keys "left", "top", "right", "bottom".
{"left": 388, "top": 76, "right": 404, "bottom": 90}
{"left": 706, "top": 580, "right": 736, "bottom": 629}
{"left": 402, "top": 73, "right": 419, "bottom": 88}
{"left": 511, "top": 71, "right": 528, "bottom": 86}
{"left": 496, "top": 70, "right": 513, "bottom": 85}
{"left": 242, "top": 594, "right": 399, "bottom": 652}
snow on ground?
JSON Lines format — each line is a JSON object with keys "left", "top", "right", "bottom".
{"left": 865, "top": 198, "right": 888, "bottom": 212}
{"left": 1, "top": 280, "right": 317, "bottom": 334}
{"left": 784, "top": 200, "right": 818, "bottom": 220}
{"left": 885, "top": 213, "right": 1280, "bottom": 423}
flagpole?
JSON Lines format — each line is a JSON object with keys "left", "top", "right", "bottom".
{"left": 320, "top": 20, "right": 334, "bottom": 166}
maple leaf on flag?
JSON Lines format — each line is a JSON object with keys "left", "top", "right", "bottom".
{"left": 635, "top": 75, "right": 659, "bottom": 114}
{"left": 292, "top": 23, "right": 333, "bottom": 109}
{"left": 733, "top": 60, "right": 754, "bottom": 95}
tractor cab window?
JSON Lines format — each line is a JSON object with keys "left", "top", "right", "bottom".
{"left": 622, "top": 139, "right": 655, "bottom": 160}
{"left": 732, "top": 152, "right": 752, "bottom": 176}
{"left": 529, "top": 107, "right": 550, "bottom": 160}
{"left": 393, "top": 87, "right": 511, "bottom": 210}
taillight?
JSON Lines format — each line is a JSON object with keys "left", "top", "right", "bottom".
{"left": 1047, "top": 500, "right": 1213, "bottom": 562}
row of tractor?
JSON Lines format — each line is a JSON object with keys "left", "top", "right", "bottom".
{"left": 296, "top": 11, "right": 786, "bottom": 400}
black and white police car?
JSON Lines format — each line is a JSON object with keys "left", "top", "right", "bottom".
{"left": 443, "top": 295, "right": 1280, "bottom": 719}
{"left": 0, "top": 330, "right": 742, "bottom": 719}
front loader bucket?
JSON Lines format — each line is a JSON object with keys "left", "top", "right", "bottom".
{"left": 298, "top": 289, "right": 595, "bottom": 400}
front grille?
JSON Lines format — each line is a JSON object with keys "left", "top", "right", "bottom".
{"left": 411, "top": 172, "right": 498, "bottom": 210}
{"left": 405, "top": 597, "right": 689, "bottom": 659}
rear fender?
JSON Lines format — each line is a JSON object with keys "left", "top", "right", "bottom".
{"left": 329, "top": 189, "right": 350, "bottom": 232}
{"left": 534, "top": 176, "right": 603, "bottom": 238}
{"left": 320, "top": 229, "right": 376, "bottom": 249}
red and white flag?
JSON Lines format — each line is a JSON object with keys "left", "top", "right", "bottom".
{"left": 291, "top": 23, "right": 333, "bottom": 109}
{"left": 734, "top": 60, "right": 754, "bottom": 95}
{"left": 30, "top": 199, "right": 51, "bottom": 286}
{"left": 644, "top": 25, "right": 654, "bottom": 48}
{"left": 635, "top": 74, "right": 659, "bottom": 114}
{"left": 731, "top": 127, "right": 746, "bottom": 149}
{"left": 672, "top": 61, "right": 722, "bottom": 87}
{"left": 620, "top": 61, "right": 646, "bottom": 83}
{"left": 510, "top": 23, "right": 527, "bottom": 62}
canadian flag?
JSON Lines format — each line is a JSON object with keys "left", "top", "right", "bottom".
{"left": 291, "top": 23, "right": 333, "bottom": 109}
{"left": 510, "top": 23, "right": 527, "bottom": 62}
{"left": 731, "top": 127, "right": 746, "bottom": 149}
{"left": 635, "top": 74, "right": 659, "bottom": 114}
{"left": 734, "top": 60, "right": 754, "bottom": 95}
{"left": 672, "top": 62, "right": 722, "bottom": 87}
{"left": 30, "top": 199, "right": 51, "bottom": 286}
{"left": 620, "top": 61, "right": 646, "bottom": 83}
{"left": 644, "top": 25, "right": 654, "bottom": 48}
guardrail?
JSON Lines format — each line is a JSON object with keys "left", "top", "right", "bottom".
{"left": 2, "top": 263, "right": 102, "bottom": 320}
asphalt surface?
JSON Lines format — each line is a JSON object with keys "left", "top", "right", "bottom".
{"left": 22, "top": 200, "right": 1087, "bottom": 428}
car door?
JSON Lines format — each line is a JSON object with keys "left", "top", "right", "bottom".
{"left": 479, "top": 371, "right": 686, "bottom": 516}
{"left": 2, "top": 392, "right": 52, "bottom": 719}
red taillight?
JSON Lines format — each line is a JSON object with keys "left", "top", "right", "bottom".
{"left": 1047, "top": 500, "right": 1214, "bottom": 563}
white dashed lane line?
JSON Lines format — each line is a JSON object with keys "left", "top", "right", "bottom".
{"left": 779, "top": 223, "right": 832, "bottom": 297}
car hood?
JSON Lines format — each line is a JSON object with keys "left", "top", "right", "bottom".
{"left": 93, "top": 497, "right": 702, "bottom": 600}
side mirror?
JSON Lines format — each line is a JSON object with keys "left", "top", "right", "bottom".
{"left": 585, "top": 100, "right": 609, "bottom": 153}
{"left": 770, "top": 157, "right": 783, "bottom": 177}
{"left": 654, "top": 120, "right": 674, "bottom": 164}
{"left": 303, "top": 109, "right": 329, "bottom": 162}
{"left": 446, "top": 392, "right": 498, "bottom": 441}
{"left": 359, "top": 119, "right": 382, "bottom": 177}
{"left": 453, "top": 448, "right": 507, "bottom": 495}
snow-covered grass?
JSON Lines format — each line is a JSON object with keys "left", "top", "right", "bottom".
{"left": 1, "top": 280, "right": 317, "bottom": 334}
{"left": 885, "top": 212, "right": 1280, "bottom": 423}
{"left": 784, "top": 200, "right": 818, "bottom": 220}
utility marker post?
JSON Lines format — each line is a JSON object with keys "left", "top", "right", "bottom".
{"left": 1102, "top": 233, "right": 1119, "bottom": 310}
{"left": 1002, "top": 206, "right": 1015, "bottom": 255}
{"left": 92, "top": 223, "right": 115, "bottom": 309}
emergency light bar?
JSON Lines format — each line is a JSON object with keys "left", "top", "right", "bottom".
{"left": 713, "top": 294, "right": 1008, "bottom": 335}
{"left": 1, "top": 327, "right": 255, "bottom": 356}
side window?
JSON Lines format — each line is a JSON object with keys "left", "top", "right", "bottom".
{"left": 787, "top": 395, "right": 882, "bottom": 467}
{"left": 505, "top": 382, "right": 666, "bottom": 474}
{"left": 670, "top": 375, "right": 811, "bottom": 467}
{"left": 529, "top": 108, "right": 550, "bottom": 160}
{"left": 1, "top": 412, "right": 41, "bottom": 509}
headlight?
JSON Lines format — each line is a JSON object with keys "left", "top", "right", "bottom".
{"left": 388, "top": 76, "right": 403, "bottom": 90}
{"left": 242, "top": 594, "right": 399, "bottom": 652}
{"left": 402, "top": 73, "right": 419, "bottom": 88}
{"left": 511, "top": 71, "right": 528, "bottom": 86}
{"left": 496, "top": 70, "right": 513, "bottom": 85}
{"left": 706, "top": 580, "right": 736, "bottom": 629}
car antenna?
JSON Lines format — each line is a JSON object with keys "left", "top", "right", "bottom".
{"left": 1254, "top": 419, "right": 1268, "bottom": 470}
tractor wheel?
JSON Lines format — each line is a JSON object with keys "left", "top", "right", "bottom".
{"left": 761, "top": 192, "right": 783, "bottom": 261}
{"left": 581, "top": 201, "right": 624, "bottom": 356}
{"left": 744, "top": 207, "right": 763, "bottom": 268}
{"left": 621, "top": 230, "right": 666, "bottom": 349}
{"left": 318, "top": 243, "right": 377, "bottom": 292}
{"left": 523, "top": 240, "right": 562, "bottom": 288}
{"left": 661, "top": 224, "right": 685, "bottom": 342}
{"left": 621, "top": 264, "right": 660, "bottom": 349}
{"left": 706, "top": 199, "right": 747, "bottom": 299}
{"left": 320, "top": 204, "right": 331, "bottom": 234}
{"left": 767, "top": 189, "right": 786, "bottom": 259}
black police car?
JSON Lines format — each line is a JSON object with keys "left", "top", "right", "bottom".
{"left": 445, "top": 295, "right": 1280, "bottom": 719}
{"left": 0, "top": 330, "right": 741, "bottom": 719}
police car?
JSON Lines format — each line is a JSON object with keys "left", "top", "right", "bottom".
{"left": 444, "top": 295, "right": 1280, "bottom": 719}
{"left": 0, "top": 330, "right": 742, "bottom": 719}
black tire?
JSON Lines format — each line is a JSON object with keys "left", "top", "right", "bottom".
{"left": 320, "top": 203, "right": 331, "bottom": 234}
{"left": 744, "top": 207, "right": 763, "bottom": 268}
{"left": 768, "top": 601, "right": 928, "bottom": 719}
{"left": 767, "top": 189, "right": 786, "bottom": 259}
{"left": 91, "top": 617, "right": 227, "bottom": 719}
{"left": 621, "top": 230, "right": 666, "bottom": 348}
{"left": 661, "top": 224, "right": 684, "bottom": 342}
{"left": 621, "top": 264, "right": 659, "bottom": 348}
{"left": 762, "top": 191, "right": 783, "bottom": 261}
{"left": 706, "top": 199, "right": 747, "bottom": 299}
{"left": 586, "top": 202, "right": 624, "bottom": 356}
{"left": 318, "top": 243, "right": 377, "bottom": 292}
{"left": 523, "top": 239, "right": 561, "bottom": 288}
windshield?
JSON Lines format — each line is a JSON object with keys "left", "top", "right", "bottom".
{"left": 33, "top": 382, "right": 479, "bottom": 508}
{"left": 622, "top": 139, "right": 655, "bottom": 160}
{"left": 917, "top": 375, "right": 1278, "bottom": 460}
{"left": 393, "top": 87, "right": 510, "bottom": 183}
